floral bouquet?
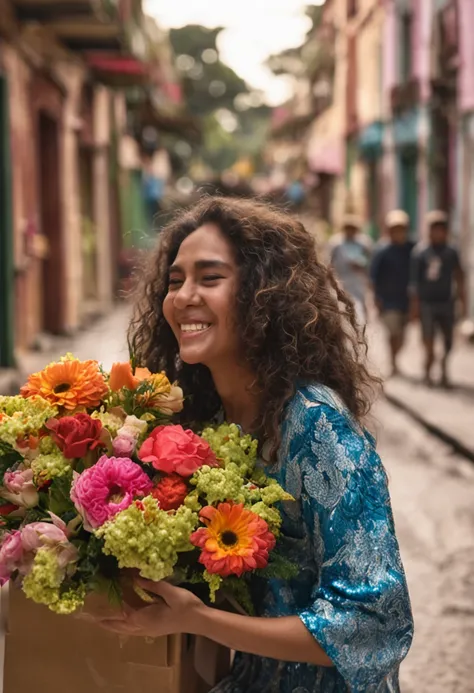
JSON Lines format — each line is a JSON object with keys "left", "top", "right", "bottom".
{"left": 0, "top": 355, "right": 295, "bottom": 616}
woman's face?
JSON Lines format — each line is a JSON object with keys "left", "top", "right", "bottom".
{"left": 163, "top": 223, "right": 239, "bottom": 368}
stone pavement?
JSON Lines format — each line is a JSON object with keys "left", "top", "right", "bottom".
{"left": 375, "top": 399, "right": 474, "bottom": 693}
{"left": 369, "top": 321, "right": 474, "bottom": 460}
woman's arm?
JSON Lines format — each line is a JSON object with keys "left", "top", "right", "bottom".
{"left": 99, "top": 578, "right": 334, "bottom": 667}
{"left": 184, "top": 584, "right": 333, "bottom": 666}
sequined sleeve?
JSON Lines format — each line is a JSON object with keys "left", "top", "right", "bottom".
{"left": 288, "top": 399, "right": 413, "bottom": 692}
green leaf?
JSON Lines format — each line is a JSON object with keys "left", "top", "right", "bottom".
{"left": 255, "top": 552, "right": 299, "bottom": 580}
{"left": 74, "top": 534, "right": 120, "bottom": 588}
{"left": 48, "top": 472, "right": 74, "bottom": 516}
{"left": 107, "top": 578, "right": 123, "bottom": 608}
{"left": 0, "top": 443, "right": 22, "bottom": 484}
{"left": 86, "top": 573, "right": 123, "bottom": 608}
{"left": 23, "top": 507, "right": 49, "bottom": 524}
{"left": 221, "top": 577, "right": 255, "bottom": 616}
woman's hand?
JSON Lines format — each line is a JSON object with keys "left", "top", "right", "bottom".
{"left": 97, "top": 579, "right": 207, "bottom": 638}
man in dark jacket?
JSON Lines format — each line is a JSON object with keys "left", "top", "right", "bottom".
{"left": 410, "top": 211, "right": 466, "bottom": 387}
{"left": 371, "top": 210, "right": 414, "bottom": 376}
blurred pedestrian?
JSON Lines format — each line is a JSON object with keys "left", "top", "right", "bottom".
{"left": 329, "top": 215, "right": 372, "bottom": 323}
{"left": 371, "top": 210, "right": 414, "bottom": 376}
{"left": 142, "top": 155, "right": 165, "bottom": 230}
{"left": 410, "top": 211, "right": 466, "bottom": 387}
{"left": 286, "top": 180, "right": 305, "bottom": 210}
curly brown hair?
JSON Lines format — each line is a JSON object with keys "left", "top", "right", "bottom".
{"left": 128, "top": 196, "right": 379, "bottom": 455}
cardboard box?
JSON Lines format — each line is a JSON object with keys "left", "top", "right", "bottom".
{"left": 2, "top": 586, "right": 205, "bottom": 693}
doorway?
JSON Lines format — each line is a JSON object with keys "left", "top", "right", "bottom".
{"left": 38, "top": 111, "right": 65, "bottom": 334}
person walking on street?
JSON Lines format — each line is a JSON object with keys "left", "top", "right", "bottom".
{"left": 371, "top": 210, "right": 414, "bottom": 377}
{"left": 410, "top": 210, "right": 466, "bottom": 388}
{"left": 329, "top": 215, "right": 372, "bottom": 323}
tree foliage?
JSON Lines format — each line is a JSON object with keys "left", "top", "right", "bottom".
{"left": 169, "top": 24, "right": 271, "bottom": 175}
{"left": 169, "top": 25, "right": 248, "bottom": 117}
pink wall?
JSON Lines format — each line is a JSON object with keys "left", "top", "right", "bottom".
{"left": 382, "top": 0, "right": 431, "bottom": 103}
{"left": 411, "top": 0, "right": 431, "bottom": 103}
{"left": 459, "top": 0, "right": 474, "bottom": 112}
{"left": 382, "top": 1, "right": 397, "bottom": 96}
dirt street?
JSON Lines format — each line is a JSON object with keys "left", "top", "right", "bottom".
{"left": 374, "top": 400, "right": 474, "bottom": 692}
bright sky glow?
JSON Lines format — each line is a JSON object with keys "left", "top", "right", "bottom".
{"left": 144, "top": 0, "right": 324, "bottom": 105}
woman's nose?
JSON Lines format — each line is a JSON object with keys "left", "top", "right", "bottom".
{"left": 173, "top": 281, "right": 201, "bottom": 308}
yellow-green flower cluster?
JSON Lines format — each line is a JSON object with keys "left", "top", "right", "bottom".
{"left": 22, "top": 547, "right": 62, "bottom": 607}
{"left": 91, "top": 409, "right": 124, "bottom": 437}
{"left": 0, "top": 395, "right": 57, "bottom": 446}
{"left": 184, "top": 490, "right": 202, "bottom": 512}
{"left": 59, "top": 353, "right": 77, "bottom": 363}
{"left": 201, "top": 424, "right": 258, "bottom": 476}
{"left": 96, "top": 497, "right": 199, "bottom": 582}
{"left": 31, "top": 452, "right": 71, "bottom": 483}
{"left": 191, "top": 465, "right": 246, "bottom": 505}
{"left": 38, "top": 435, "right": 59, "bottom": 455}
{"left": 203, "top": 570, "right": 222, "bottom": 603}
{"left": 249, "top": 502, "right": 282, "bottom": 535}
{"left": 259, "top": 481, "right": 293, "bottom": 505}
{"left": 49, "top": 584, "right": 86, "bottom": 614}
{"left": 198, "top": 425, "right": 293, "bottom": 517}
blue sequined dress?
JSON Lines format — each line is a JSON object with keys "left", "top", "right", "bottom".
{"left": 211, "top": 384, "right": 414, "bottom": 693}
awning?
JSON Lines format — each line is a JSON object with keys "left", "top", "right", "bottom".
{"left": 86, "top": 54, "right": 151, "bottom": 87}
{"left": 307, "top": 139, "right": 344, "bottom": 175}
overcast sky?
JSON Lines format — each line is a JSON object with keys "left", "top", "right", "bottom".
{"left": 144, "top": 0, "right": 324, "bottom": 105}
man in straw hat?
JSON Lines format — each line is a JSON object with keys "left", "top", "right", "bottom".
{"left": 410, "top": 210, "right": 466, "bottom": 387}
{"left": 329, "top": 214, "right": 373, "bottom": 323}
{"left": 371, "top": 210, "right": 415, "bottom": 376}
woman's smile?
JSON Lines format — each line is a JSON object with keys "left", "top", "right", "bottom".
{"left": 179, "top": 322, "right": 213, "bottom": 339}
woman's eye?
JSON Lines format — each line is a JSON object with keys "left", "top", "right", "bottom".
{"left": 168, "top": 278, "right": 183, "bottom": 288}
{"left": 202, "top": 275, "right": 222, "bottom": 283}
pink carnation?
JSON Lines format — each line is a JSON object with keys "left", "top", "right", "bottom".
{"left": 138, "top": 425, "right": 216, "bottom": 477}
{"left": 71, "top": 455, "right": 153, "bottom": 531}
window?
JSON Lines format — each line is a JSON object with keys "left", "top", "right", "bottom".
{"left": 399, "top": 10, "right": 413, "bottom": 83}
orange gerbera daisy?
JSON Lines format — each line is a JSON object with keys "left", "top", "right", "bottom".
{"left": 190, "top": 502, "right": 276, "bottom": 578}
{"left": 20, "top": 358, "right": 108, "bottom": 410}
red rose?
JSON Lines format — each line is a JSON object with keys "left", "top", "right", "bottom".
{"left": 138, "top": 425, "right": 216, "bottom": 477}
{"left": 0, "top": 504, "right": 19, "bottom": 517}
{"left": 152, "top": 474, "right": 188, "bottom": 511}
{"left": 47, "top": 413, "right": 104, "bottom": 459}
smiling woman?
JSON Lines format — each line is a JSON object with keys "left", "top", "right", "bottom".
{"left": 126, "top": 197, "right": 413, "bottom": 693}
